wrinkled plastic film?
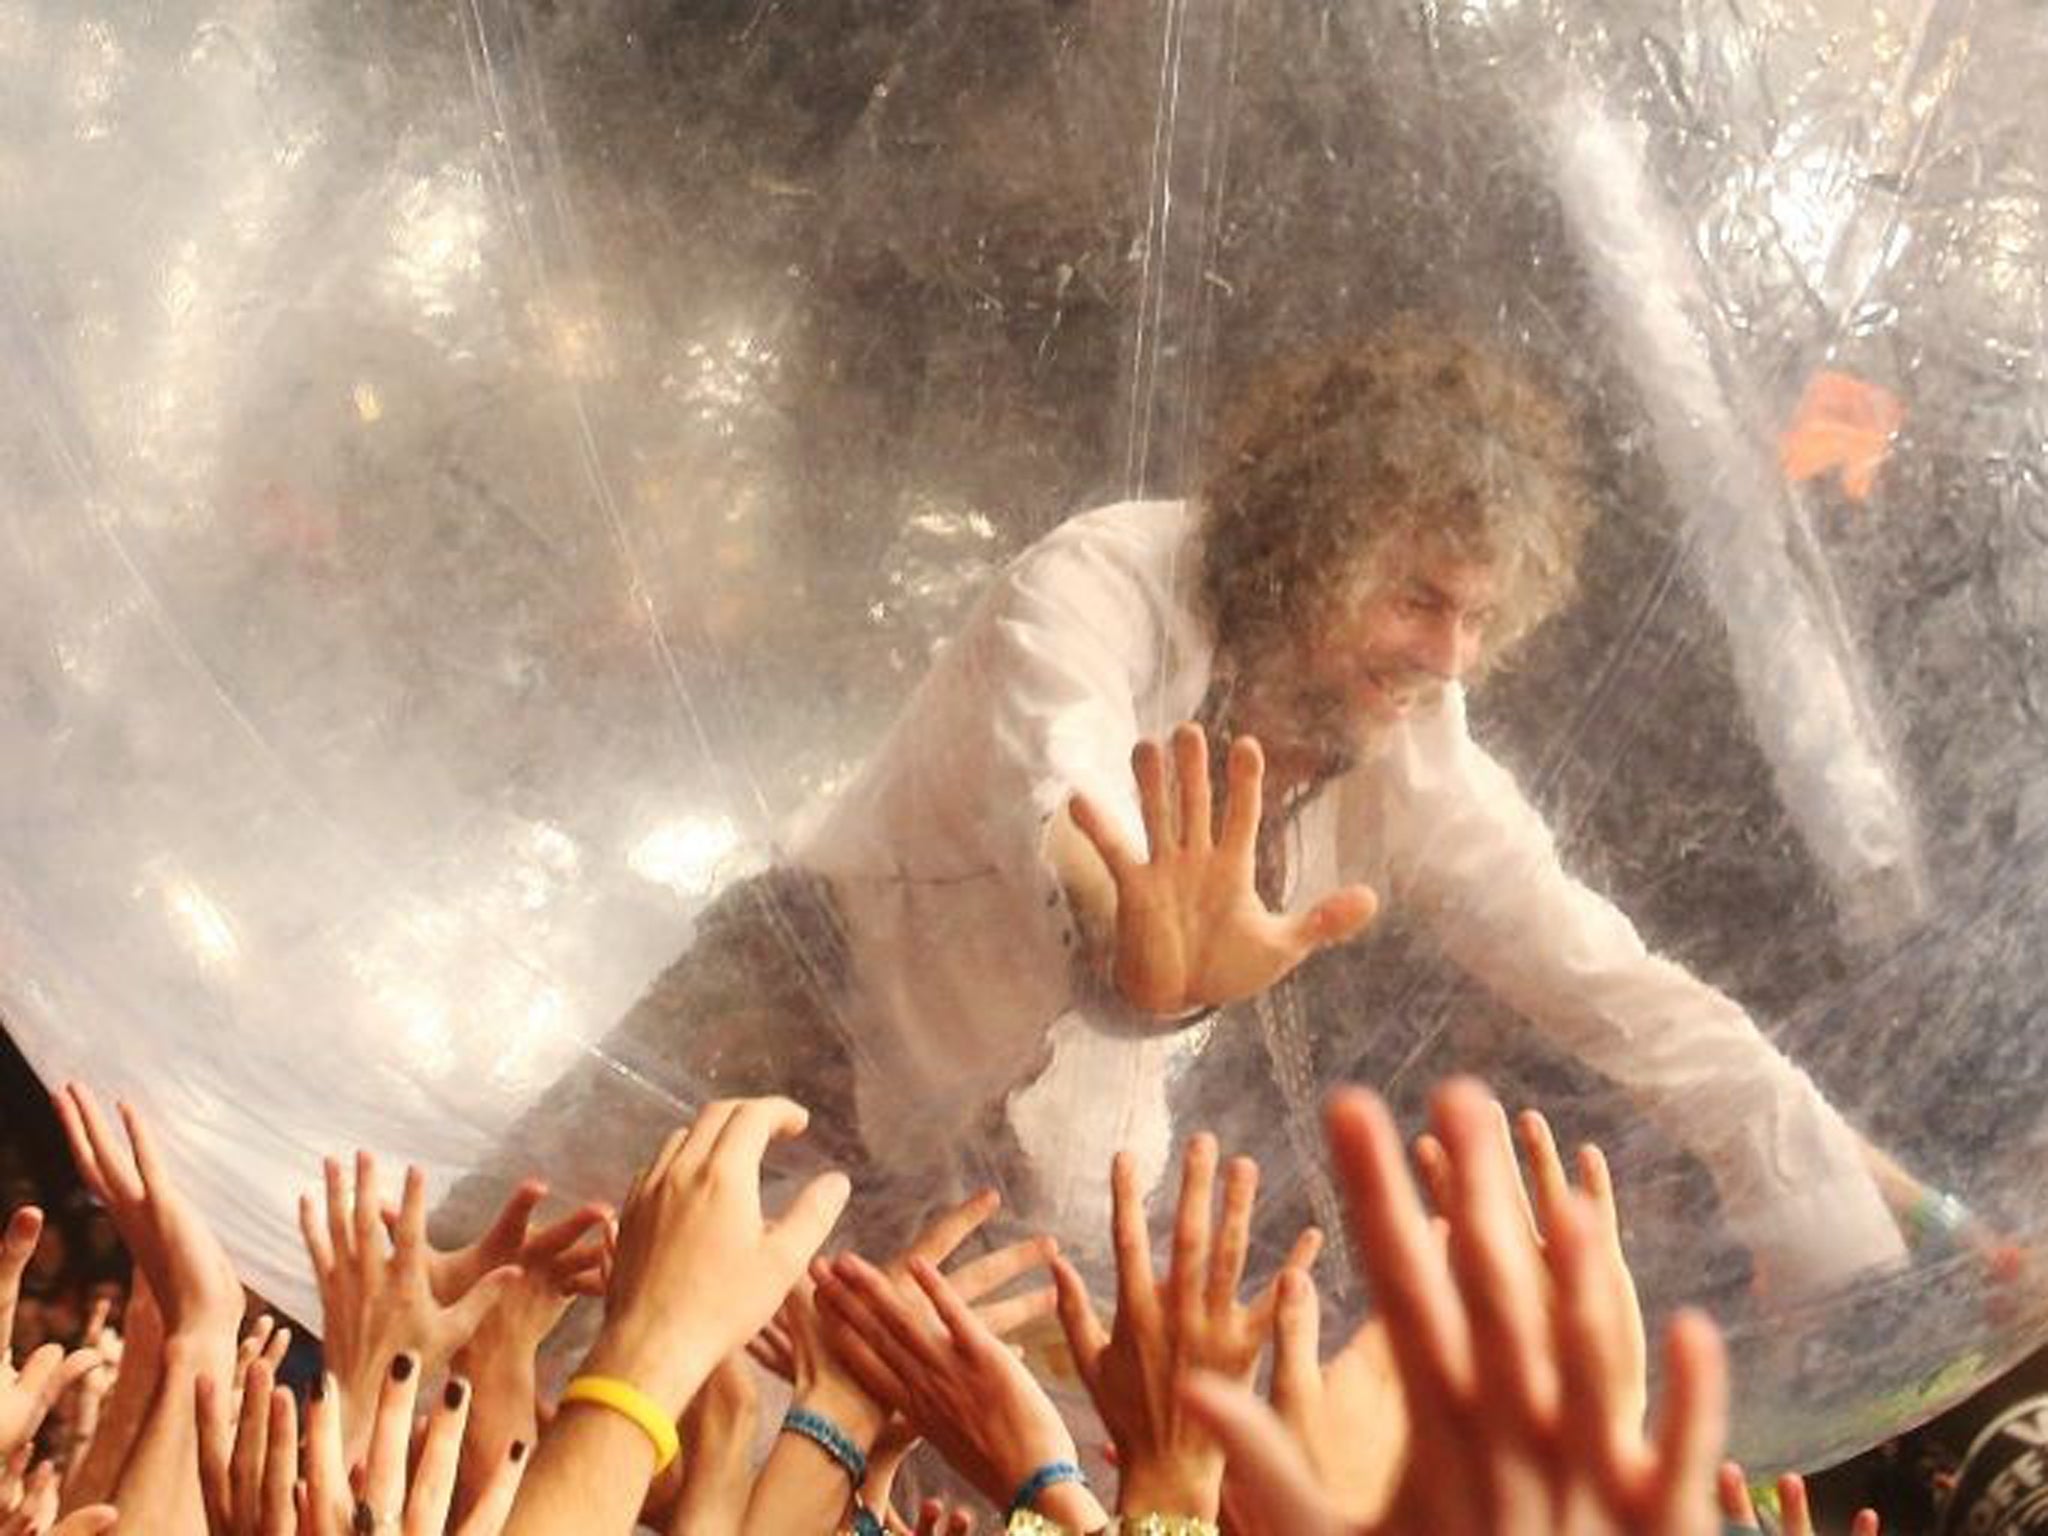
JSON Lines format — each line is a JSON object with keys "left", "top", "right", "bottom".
{"left": 3, "top": 0, "right": 2047, "bottom": 1477}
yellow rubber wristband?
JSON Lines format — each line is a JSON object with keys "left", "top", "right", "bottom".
{"left": 559, "top": 1375, "right": 681, "bottom": 1474}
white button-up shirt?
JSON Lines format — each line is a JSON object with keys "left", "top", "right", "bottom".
{"left": 793, "top": 499, "right": 1905, "bottom": 1294}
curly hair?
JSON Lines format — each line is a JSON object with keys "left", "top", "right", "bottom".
{"left": 1197, "top": 319, "right": 1594, "bottom": 680}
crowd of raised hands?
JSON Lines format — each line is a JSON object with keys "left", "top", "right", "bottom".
{"left": 1, "top": 1076, "right": 1888, "bottom": 1536}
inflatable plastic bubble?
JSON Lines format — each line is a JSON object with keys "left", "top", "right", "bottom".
{"left": 4, "top": 0, "right": 2047, "bottom": 1475}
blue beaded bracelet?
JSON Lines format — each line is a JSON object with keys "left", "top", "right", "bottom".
{"left": 849, "top": 1503, "right": 886, "bottom": 1536}
{"left": 780, "top": 1406, "right": 869, "bottom": 1487}
{"left": 1007, "top": 1459, "right": 1086, "bottom": 1516}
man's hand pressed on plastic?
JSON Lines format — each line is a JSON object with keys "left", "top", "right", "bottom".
{"left": 1183, "top": 1080, "right": 1730, "bottom": 1536}
{"left": 1051, "top": 1136, "right": 1321, "bottom": 1521}
{"left": 1069, "top": 722, "right": 1376, "bottom": 1016}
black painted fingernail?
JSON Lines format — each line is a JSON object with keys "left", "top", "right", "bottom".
{"left": 509, "top": 1440, "right": 527, "bottom": 1463}
{"left": 444, "top": 1377, "right": 467, "bottom": 1410}
{"left": 390, "top": 1353, "right": 415, "bottom": 1382}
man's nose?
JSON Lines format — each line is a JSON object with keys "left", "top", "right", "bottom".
{"left": 1407, "top": 614, "right": 1471, "bottom": 680}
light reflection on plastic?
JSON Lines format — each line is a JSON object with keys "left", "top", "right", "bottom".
{"left": 162, "top": 878, "right": 239, "bottom": 970}
{"left": 546, "top": 299, "right": 613, "bottom": 381}
{"left": 678, "top": 331, "right": 779, "bottom": 428}
{"left": 0, "top": 2, "right": 37, "bottom": 64}
{"left": 386, "top": 171, "right": 488, "bottom": 318}
{"left": 1974, "top": 194, "right": 2043, "bottom": 306}
{"left": 395, "top": 988, "right": 457, "bottom": 1081}
{"left": 509, "top": 821, "right": 581, "bottom": 911}
{"left": 1765, "top": 149, "right": 1851, "bottom": 283}
{"left": 492, "top": 986, "right": 565, "bottom": 1087}
{"left": 628, "top": 815, "right": 742, "bottom": 898}
{"left": 67, "top": 17, "right": 124, "bottom": 138}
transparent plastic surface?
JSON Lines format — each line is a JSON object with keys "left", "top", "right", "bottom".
{"left": 3, "top": 0, "right": 2046, "bottom": 1474}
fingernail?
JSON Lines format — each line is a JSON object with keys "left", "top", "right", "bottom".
{"left": 509, "top": 1440, "right": 528, "bottom": 1463}
{"left": 444, "top": 1378, "right": 467, "bottom": 1410}
{"left": 390, "top": 1353, "right": 415, "bottom": 1382}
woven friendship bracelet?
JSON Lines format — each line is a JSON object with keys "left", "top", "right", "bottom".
{"left": 1002, "top": 1513, "right": 1219, "bottom": 1535}
{"left": 780, "top": 1406, "right": 870, "bottom": 1487}
{"left": 1007, "top": 1459, "right": 1087, "bottom": 1516}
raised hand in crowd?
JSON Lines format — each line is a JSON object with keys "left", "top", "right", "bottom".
{"left": 746, "top": 1187, "right": 1056, "bottom": 1536}
{"left": 660, "top": 1353, "right": 758, "bottom": 1536}
{"left": 193, "top": 1345, "right": 297, "bottom": 1536}
{"left": 194, "top": 1316, "right": 298, "bottom": 1536}
{"left": 505, "top": 1096, "right": 849, "bottom": 1536}
{"left": 1, "top": 1457, "right": 117, "bottom": 1536}
{"left": 0, "top": 1208, "right": 100, "bottom": 1463}
{"left": 49, "top": 1298, "right": 118, "bottom": 1492}
{"left": 907, "top": 1497, "right": 978, "bottom": 1535}
{"left": 302, "top": 1353, "right": 526, "bottom": 1536}
{"left": 298, "top": 1151, "right": 523, "bottom": 1463}
{"left": 1065, "top": 722, "right": 1377, "bottom": 1016}
{"left": 54, "top": 1084, "right": 246, "bottom": 1533}
{"left": 1221, "top": 1267, "right": 1406, "bottom": 1534}
{"left": 814, "top": 1247, "right": 1105, "bottom": 1533}
{"left": 445, "top": 1196, "right": 610, "bottom": 1510}
{"left": 1416, "top": 1103, "right": 1648, "bottom": 1432}
{"left": 57, "top": 1273, "right": 161, "bottom": 1515}
{"left": 1185, "top": 1079, "right": 1729, "bottom": 1536}
{"left": 1050, "top": 1135, "right": 1321, "bottom": 1523}
{"left": 1719, "top": 1463, "right": 1881, "bottom": 1536}
{"left": 54, "top": 1085, "right": 241, "bottom": 1368}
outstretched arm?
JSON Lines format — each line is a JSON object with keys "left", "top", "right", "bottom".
{"left": 1369, "top": 698, "right": 1907, "bottom": 1295}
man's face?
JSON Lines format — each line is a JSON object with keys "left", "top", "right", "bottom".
{"left": 1238, "top": 537, "right": 1499, "bottom": 777}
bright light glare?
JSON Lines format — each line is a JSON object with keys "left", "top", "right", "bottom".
{"left": 628, "top": 816, "right": 742, "bottom": 898}
{"left": 162, "top": 878, "right": 239, "bottom": 969}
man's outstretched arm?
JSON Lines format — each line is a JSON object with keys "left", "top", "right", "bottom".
{"left": 1367, "top": 697, "right": 1914, "bottom": 1297}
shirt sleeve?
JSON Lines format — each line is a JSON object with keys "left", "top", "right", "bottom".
{"left": 1360, "top": 690, "right": 1906, "bottom": 1297}
{"left": 966, "top": 509, "right": 1191, "bottom": 852}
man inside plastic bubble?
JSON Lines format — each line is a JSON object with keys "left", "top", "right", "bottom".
{"left": 447, "top": 318, "right": 1947, "bottom": 1300}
